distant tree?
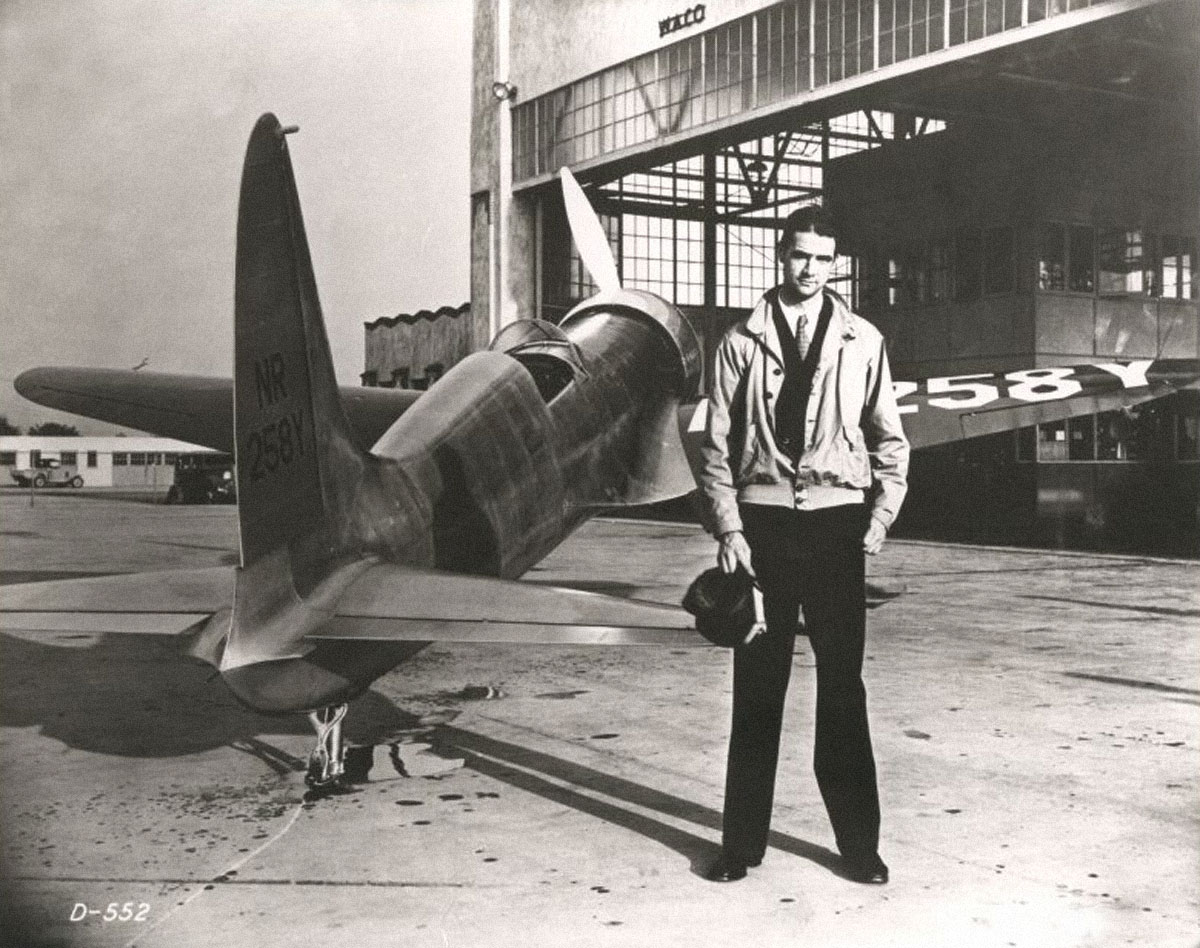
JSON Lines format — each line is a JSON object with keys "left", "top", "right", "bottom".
{"left": 28, "top": 422, "right": 80, "bottom": 436}
{"left": 0, "top": 416, "right": 20, "bottom": 435}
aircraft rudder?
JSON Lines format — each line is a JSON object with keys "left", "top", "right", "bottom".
{"left": 232, "top": 114, "right": 363, "bottom": 567}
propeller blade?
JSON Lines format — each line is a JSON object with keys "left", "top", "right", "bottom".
{"left": 560, "top": 166, "right": 621, "bottom": 292}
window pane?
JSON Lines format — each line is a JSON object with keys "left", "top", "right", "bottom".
{"left": 60, "top": 451, "right": 77, "bottom": 466}
{"left": 1096, "top": 410, "right": 1130, "bottom": 461}
{"left": 1067, "top": 416, "right": 1094, "bottom": 461}
{"left": 1038, "top": 223, "right": 1065, "bottom": 290}
{"left": 1097, "top": 228, "right": 1148, "bottom": 297}
{"left": 113, "top": 453, "right": 128, "bottom": 466}
{"left": 1160, "top": 235, "right": 1196, "bottom": 300}
{"left": 1068, "top": 225, "right": 1094, "bottom": 293}
{"left": 87, "top": 451, "right": 98, "bottom": 467}
{"left": 1038, "top": 420, "right": 1068, "bottom": 461}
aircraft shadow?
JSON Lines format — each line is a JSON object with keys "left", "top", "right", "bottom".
{"left": 0, "top": 631, "right": 414, "bottom": 765}
{"left": 433, "top": 725, "right": 841, "bottom": 879}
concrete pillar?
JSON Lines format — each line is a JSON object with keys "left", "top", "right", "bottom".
{"left": 471, "top": 0, "right": 538, "bottom": 348}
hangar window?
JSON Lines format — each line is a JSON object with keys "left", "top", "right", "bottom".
{"left": 0, "top": 452, "right": 15, "bottom": 466}
{"left": 889, "top": 248, "right": 925, "bottom": 306}
{"left": 1039, "top": 223, "right": 1097, "bottom": 295}
{"left": 1067, "top": 416, "right": 1095, "bottom": 461}
{"left": 543, "top": 109, "right": 946, "bottom": 320}
{"left": 87, "top": 451, "right": 97, "bottom": 468}
{"left": 1038, "top": 223, "right": 1066, "bottom": 291}
{"left": 129, "top": 452, "right": 147, "bottom": 466}
{"left": 1097, "top": 229, "right": 1152, "bottom": 298}
{"left": 112, "top": 453, "right": 128, "bottom": 466}
{"left": 879, "top": 0, "right": 946, "bottom": 67}
{"left": 755, "top": 1, "right": 811, "bottom": 103}
{"left": 948, "top": 0, "right": 1023, "bottom": 45}
{"left": 1160, "top": 236, "right": 1195, "bottom": 300}
{"left": 719, "top": 224, "right": 779, "bottom": 308}
{"left": 623, "top": 214, "right": 704, "bottom": 306}
{"left": 814, "top": 0, "right": 873, "bottom": 86}
{"left": 60, "top": 451, "right": 77, "bottom": 466}
{"left": 1037, "top": 419, "right": 1068, "bottom": 462}
{"left": 1068, "top": 226, "right": 1095, "bottom": 293}
{"left": 703, "top": 18, "right": 753, "bottom": 122}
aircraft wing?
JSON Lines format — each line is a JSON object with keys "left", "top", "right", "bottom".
{"left": 311, "top": 564, "right": 706, "bottom": 647}
{"left": 895, "top": 359, "right": 1200, "bottom": 450}
{"left": 680, "top": 358, "right": 1199, "bottom": 455}
{"left": 0, "top": 564, "right": 708, "bottom": 647}
{"left": 14, "top": 367, "right": 422, "bottom": 453}
{"left": 0, "top": 567, "right": 235, "bottom": 634}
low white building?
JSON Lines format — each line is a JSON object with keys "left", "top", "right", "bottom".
{"left": 0, "top": 436, "right": 223, "bottom": 490}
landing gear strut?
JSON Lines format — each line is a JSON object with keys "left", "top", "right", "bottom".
{"left": 304, "top": 704, "right": 355, "bottom": 798}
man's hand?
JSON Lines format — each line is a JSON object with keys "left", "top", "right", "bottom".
{"left": 718, "top": 530, "right": 755, "bottom": 575}
{"left": 863, "top": 517, "right": 888, "bottom": 555}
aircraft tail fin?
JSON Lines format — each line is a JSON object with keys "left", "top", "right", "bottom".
{"left": 233, "top": 114, "right": 366, "bottom": 568}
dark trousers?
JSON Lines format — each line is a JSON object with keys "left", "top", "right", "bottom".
{"left": 721, "top": 502, "right": 880, "bottom": 862}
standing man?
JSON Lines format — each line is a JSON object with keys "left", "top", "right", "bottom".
{"left": 698, "top": 205, "right": 909, "bottom": 885}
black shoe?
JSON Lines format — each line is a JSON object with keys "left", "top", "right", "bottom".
{"left": 704, "top": 853, "right": 749, "bottom": 882}
{"left": 843, "top": 852, "right": 888, "bottom": 885}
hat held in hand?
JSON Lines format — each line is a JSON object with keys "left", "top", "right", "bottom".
{"left": 682, "top": 567, "right": 758, "bottom": 648}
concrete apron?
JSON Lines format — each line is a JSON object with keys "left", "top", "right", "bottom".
{"left": 0, "top": 496, "right": 1196, "bottom": 948}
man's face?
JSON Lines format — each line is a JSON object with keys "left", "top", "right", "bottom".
{"left": 778, "top": 230, "right": 837, "bottom": 302}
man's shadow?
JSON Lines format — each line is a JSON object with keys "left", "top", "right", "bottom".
{"left": 432, "top": 724, "right": 842, "bottom": 880}
{"left": 1, "top": 630, "right": 843, "bottom": 879}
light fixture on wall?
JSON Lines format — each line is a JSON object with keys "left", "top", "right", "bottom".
{"left": 491, "top": 80, "right": 518, "bottom": 102}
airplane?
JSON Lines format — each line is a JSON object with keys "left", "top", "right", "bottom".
{"left": 2, "top": 113, "right": 1197, "bottom": 796}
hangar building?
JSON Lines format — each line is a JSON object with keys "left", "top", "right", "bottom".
{"left": 376, "top": 0, "right": 1199, "bottom": 551}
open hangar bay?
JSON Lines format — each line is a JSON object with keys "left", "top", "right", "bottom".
{"left": 0, "top": 492, "right": 1195, "bottom": 948}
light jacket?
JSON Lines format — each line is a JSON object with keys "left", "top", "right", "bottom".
{"left": 699, "top": 287, "right": 909, "bottom": 537}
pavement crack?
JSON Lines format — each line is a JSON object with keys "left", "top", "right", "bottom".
{"left": 121, "top": 799, "right": 307, "bottom": 948}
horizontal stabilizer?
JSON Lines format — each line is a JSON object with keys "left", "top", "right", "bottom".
{"left": 307, "top": 564, "right": 707, "bottom": 647}
{"left": 0, "top": 567, "right": 234, "bottom": 634}
{"left": 14, "top": 367, "right": 422, "bottom": 454}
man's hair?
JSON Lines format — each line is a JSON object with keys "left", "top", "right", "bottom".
{"left": 777, "top": 204, "right": 838, "bottom": 251}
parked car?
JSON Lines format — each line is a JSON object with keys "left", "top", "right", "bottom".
{"left": 10, "top": 457, "right": 84, "bottom": 489}
{"left": 165, "top": 455, "right": 236, "bottom": 504}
